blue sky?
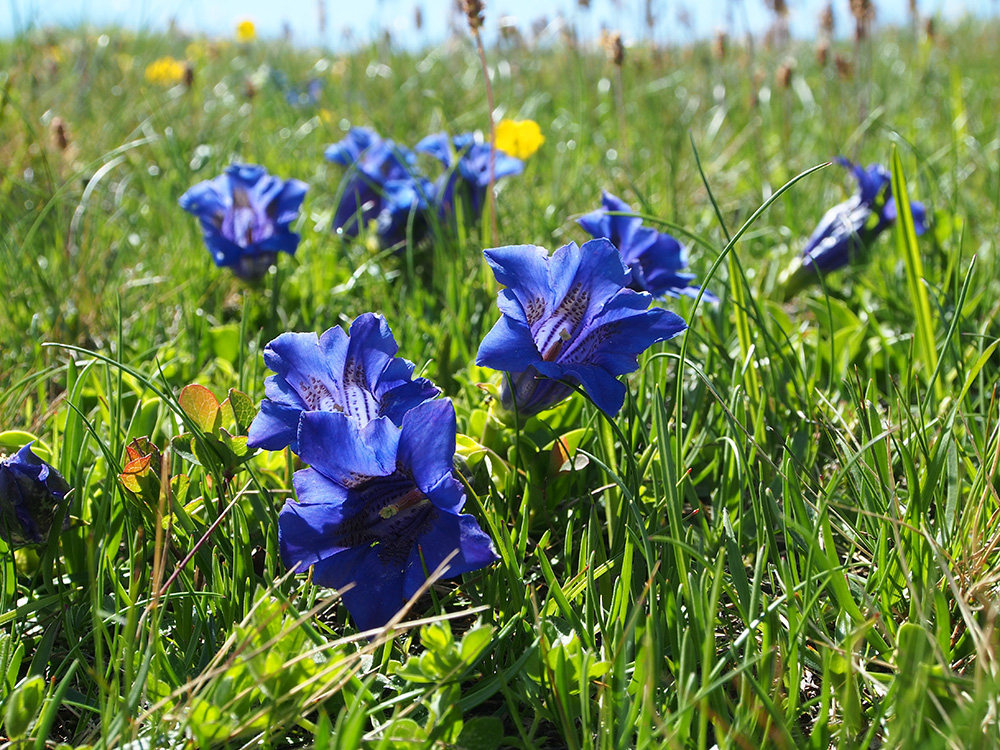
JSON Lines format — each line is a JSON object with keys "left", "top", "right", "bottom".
{"left": 3, "top": 0, "right": 993, "bottom": 46}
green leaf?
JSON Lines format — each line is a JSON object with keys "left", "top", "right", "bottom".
{"left": 227, "top": 389, "right": 257, "bottom": 435}
{"left": 179, "top": 384, "right": 222, "bottom": 434}
{"left": 4, "top": 675, "right": 45, "bottom": 739}
{"left": 890, "top": 146, "right": 939, "bottom": 399}
{"left": 459, "top": 625, "right": 493, "bottom": 666}
{"left": 380, "top": 718, "right": 427, "bottom": 749}
{"left": 0, "top": 431, "right": 46, "bottom": 456}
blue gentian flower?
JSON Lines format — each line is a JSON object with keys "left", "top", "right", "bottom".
{"left": 476, "top": 239, "right": 688, "bottom": 418}
{"left": 247, "top": 313, "right": 441, "bottom": 452}
{"left": 416, "top": 132, "right": 523, "bottom": 219}
{"left": 801, "top": 157, "right": 928, "bottom": 274}
{"left": 179, "top": 164, "right": 308, "bottom": 281}
{"left": 0, "top": 444, "right": 71, "bottom": 549}
{"left": 325, "top": 128, "right": 427, "bottom": 244}
{"left": 279, "top": 399, "right": 499, "bottom": 631}
{"left": 578, "top": 191, "right": 716, "bottom": 301}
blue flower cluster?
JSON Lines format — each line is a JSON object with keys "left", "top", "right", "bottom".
{"left": 246, "top": 246, "right": 690, "bottom": 628}
{"left": 326, "top": 127, "right": 524, "bottom": 250}
{"left": 247, "top": 313, "right": 498, "bottom": 631}
{"left": 0, "top": 444, "right": 71, "bottom": 549}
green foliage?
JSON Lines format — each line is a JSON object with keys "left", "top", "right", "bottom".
{"left": 2, "top": 16, "right": 1000, "bottom": 750}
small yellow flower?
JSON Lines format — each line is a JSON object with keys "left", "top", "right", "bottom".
{"left": 495, "top": 118, "right": 545, "bottom": 160}
{"left": 236, "top": 20, "right": 257, "bottom": 42}
{"left": 144, "top": 56, "right": 185, "bottom": 85}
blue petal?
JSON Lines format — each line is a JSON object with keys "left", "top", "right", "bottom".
{"left": 313, "top": 544, "right": 409, "bottom": 631}
{"left": 801, "top": 198, "right": 870, "bottom": 272}
{"left": 324, "top": 127, "right": 382, "bottom": 165}
{"left": 397, "top": 399, "right": 459, "bottom": 497}
{"left": 882, "top": 197, "right": 929, "bottom": 236}
{"left": 264, "top": 331, "right": 345, "bottom": 413}
{"left": 483, "top": 245, "right": 554, "bottom": 323}
{"left": 476, "top": 314, "right": 542, "bottom": 373}
{"left": 534, "top": 360, "right": 627, "bottom": 416}
{"left": 563, "top": 301, "right": 687, "bottom": 376}
{"left": 279, "top": 471, "right": 351, "bottom": 570}
{"left": 415, "top": 132, "right": 454, "bottom": 166}
{"left": 296, "top": 411, "right": 399, "bottom": 485}
{"left": 545, "top": 239, "right": 631, "bottom": 333}
{"left": 401, "top": 511, "right": 499, "bottom": 599}
{"left": 247, "top": 399, "right": 302, "bottom": 451}
{"left": 179, "top": 177, "right": 229, "bottom": 219}
{"left": 273, "top": 179, "right": 309, "bottom": 225}
{"left": 332, "top": 174, "right": 381, "bottom": 237}
{"left": 578, "top": 191, "right": 644, "bottom": 256}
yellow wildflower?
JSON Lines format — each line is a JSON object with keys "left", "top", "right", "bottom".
{"left": 144, "top": 56, "right": 185, "bottom": 85}
{"left": 236, "top": 20, "right": 257, "bottom": 42}
{"left": 495, "top": 119, "right": 545, "bottom": 160}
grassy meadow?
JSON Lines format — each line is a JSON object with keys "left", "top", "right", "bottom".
{"left": 2, "top": 11, "right": 1000, "bottom": 749}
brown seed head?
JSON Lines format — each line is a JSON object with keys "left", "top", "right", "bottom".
{"left": 183, "top": 61, "right": 195, "bottom": 88}
{"left": 816, "top": 39, "right": 829, "bottom": 66}
{"left": 713, "top": 28, "right": 727, "bottom": 60}
{"left": 850, "top": 0, "right": 875, "bottom": 22}
{"left": 819, "top": 3, "right": 835, "bottom": 35}
{"left": 850, "top": 0, "right": 875, "bottom": 38}
{"left": 767, "top": 0, "right": 788, "bottom": 18}
{"left": 834, "top": 53, "right": 853, "bottom": 78}
{"left": 415, "top": 5, "right": 423, "bottom": 30}
{"left": 602, "top": 29, "right": 624, "bottom": 66}
{"left": 776, "top": 63, "right": 793, "bottom": 89}
{"left": 50, "top": 117, "right": 69, "bottom": 151}
{"left": 463, "top": 0, "right": 485, "bottom": 31}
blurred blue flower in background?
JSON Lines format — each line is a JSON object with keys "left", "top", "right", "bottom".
{"left": 578, "top": 191, "right": 715, "bottom": 301}
{"left": 476, "top": 239, "right": 688, "bottom": 418}
{"left": 417, "top": 132, "right": 523, "bottom": 220}
{"left": 0, "top": 444, "right": 71, "bottom": 549}
{"left": 375, "top": 175, "right": 437, "bottom": 250}
{"left": 325, "top": 127, "right": 425, "bottom": 245}
{"left": 247, "top": 313, "right": 440, "bottom": 452}
{"left": 179, "top": 164, "right": 308, "bottom": 280}
{"left": 781, "top": 157, "right": 929, "bottom": 297}
{"left": 279, "top": 399, "right": 498, "bottom": 631}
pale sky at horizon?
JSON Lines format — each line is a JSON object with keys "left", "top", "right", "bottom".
{"left": 3, "top": 0, "right": 994, "bottom": 48}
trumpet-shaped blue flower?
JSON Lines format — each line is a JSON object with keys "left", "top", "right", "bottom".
{"left": 0, "top": 444, "right": 71, "bottom": 549}
{"left": 416, "top": 132, "right": 523, "bottom": 219}
{"left": 325, "top": 128, "right": 427, "bottom": 244}
{"left": 248, "top": 313, "right": 441, "bottom": 452}
{"left": 578, "top": 191, "right": 715, "bottom": 301}
{"left": 279, "top": 399, "right": 498, "bottom": 631}
{"left": 179, "top": 164, "right": 308, "bottom": 281}
{"left": 801, "top": 157, "right": 928, "bottom": 273}
{"left": 476, "top": 239, "right": 688, "bottom": 417}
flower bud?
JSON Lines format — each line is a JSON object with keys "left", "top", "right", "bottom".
{"left": 0, "top": 445, "right": 71, "bottom": 549}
